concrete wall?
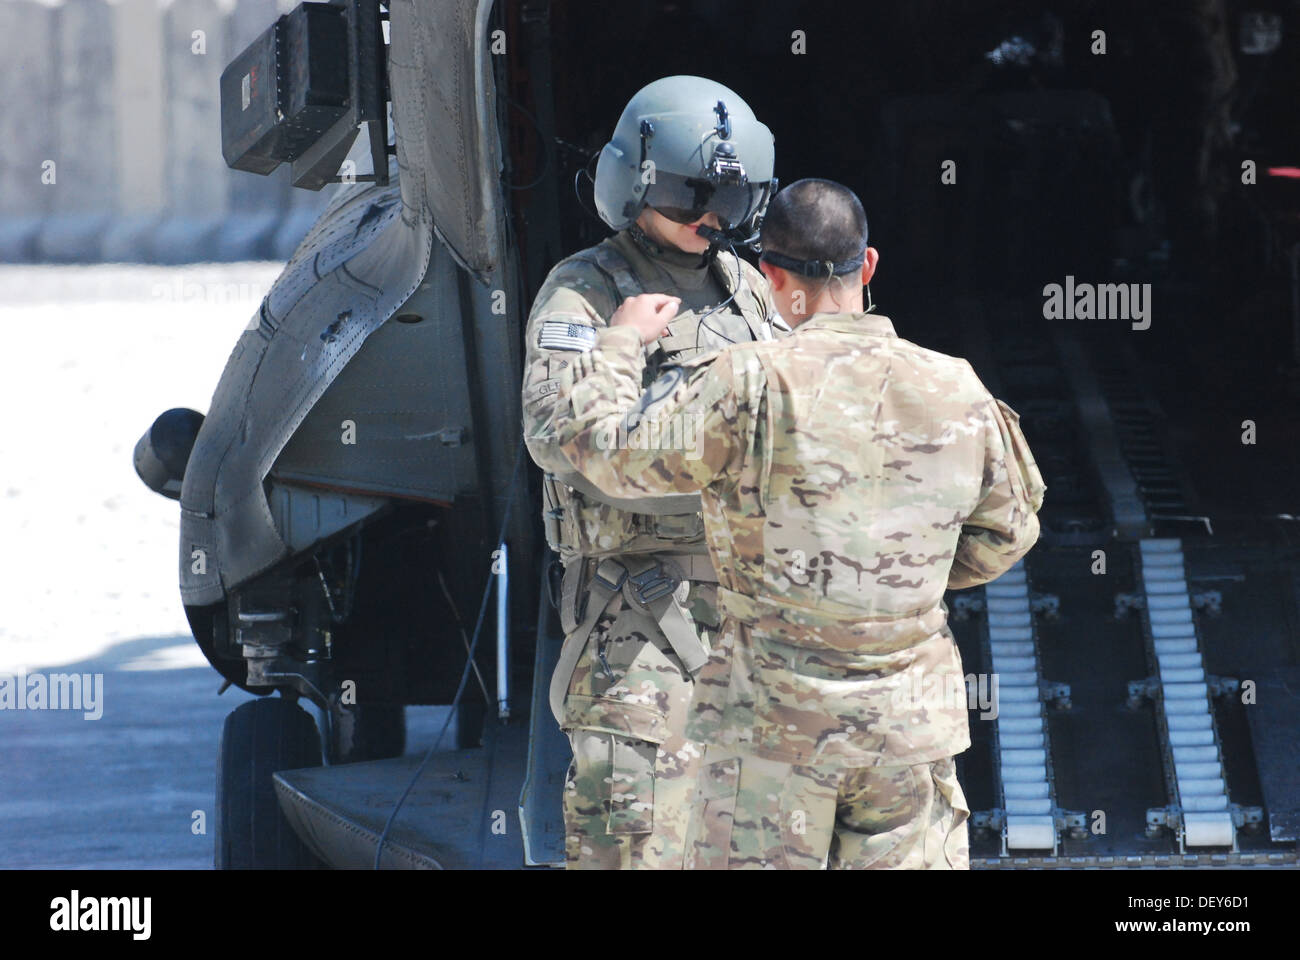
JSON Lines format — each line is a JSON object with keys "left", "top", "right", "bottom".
{"left": 0, "top": 0, "right": 367, "bottom": 263}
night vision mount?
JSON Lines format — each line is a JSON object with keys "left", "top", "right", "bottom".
{"left": 708, "top": 101, "right": 747, "bottom": 185}
{"left": 220, "top": 0, "right": 390, "bottom": 190}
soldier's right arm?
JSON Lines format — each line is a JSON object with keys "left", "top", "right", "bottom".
{"left": 522, "top": 261, "right": 621, "bottom": 475}
{"left": 948, "top": 396, "right": 1047, "bottom": 590}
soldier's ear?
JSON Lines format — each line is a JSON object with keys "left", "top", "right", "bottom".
{"left": 862, "top": 247, "right": 880, "bottom": 287}
{"left": 759, "top": 259, "right": 788, "bottom": 291}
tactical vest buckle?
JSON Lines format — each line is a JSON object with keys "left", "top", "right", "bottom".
{"left": 623, "top": 559, "right": 684, "bottom": 606}
{"left": 591, "top": 558, "right": 629, "bottom": 593}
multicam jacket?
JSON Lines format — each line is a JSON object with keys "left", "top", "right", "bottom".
{"left": 550, "top": 311, "right": 1047, "bottom": 766}
{"left": 522, "top": 228, "right": 781, "bottom": 561}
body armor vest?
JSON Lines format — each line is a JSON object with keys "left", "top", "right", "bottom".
{"left": 541, "top": 238, "right": 769, "bottom": 561}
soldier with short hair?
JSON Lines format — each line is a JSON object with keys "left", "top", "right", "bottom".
{"left": 521, "top": 76, "right": 783, "bottom": 869}
{"left": 549, "top": 178, "right": 1046, "bottom": 869}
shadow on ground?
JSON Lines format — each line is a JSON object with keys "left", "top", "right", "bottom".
{"left": 0, "top": 634, "right": 461, "bottom": 869}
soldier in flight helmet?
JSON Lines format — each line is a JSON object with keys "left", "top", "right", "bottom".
{"left": 548, "top": 179, "right": 1046, "bottom": 869}
{"left": 521, "top": 75, "right": 784, "bottom": 869}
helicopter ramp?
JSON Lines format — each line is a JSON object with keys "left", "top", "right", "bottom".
{"left": 273, "top": 718, "right": 533, "bottom": 870}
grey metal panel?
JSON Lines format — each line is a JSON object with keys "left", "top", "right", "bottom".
{"left": 462, "top": 258, "right": 528, "bottom": 526}
{"left": 519, "top": 574, "right": 569, "bottom": 866}
{"left": 275, "top": 766, "right": 443, "bottom": 869}
{"left": 384, "top": 0, "right": 525, "bottom": 535}
{"left": 268, "top": 483, "right": 390, "bottom": 554}
{"left": 388, "top": 0, "right": 502, "bottom": 277}
{"left": 271, "top": 244, "right": 479, "bottom": 500}
{"left": 273, "top": 720, "right": 531, "bottom": 869}
{"left": 178, "top": 0, "right": 520, "bottom": 605}
{"left": 179, "top": 179, "right": 433, "bottom": 606}
{"left": 1245, "top": 668, "right": 1300, "bottom": 842}
{"left": 386, "top": 0, "right": 526, "bottom": 539}
{"left": 177, "top": 509, "right": 218, "bottom": 605}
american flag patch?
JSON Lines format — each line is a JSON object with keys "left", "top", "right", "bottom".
{"left": 538, "top": 319, "right": 598, "bottom": 352}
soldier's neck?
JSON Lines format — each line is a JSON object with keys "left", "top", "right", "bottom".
{"left": 626, "top": 224, "right": 712, "bottom": 272}
{"left": 790, "top": 294, "right": 864, "bottom": 326}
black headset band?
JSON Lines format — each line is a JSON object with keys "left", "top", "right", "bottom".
{"left": 759, "top": 249, "right": 863, "bottom": 277}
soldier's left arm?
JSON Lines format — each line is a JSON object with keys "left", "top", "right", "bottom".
{"left": 521, "top": 263, "right": 618, "bottom": 477}
{"left": 552, "top": 325, "right": 747, "bottom": 499}
{"left": 948, "top": 396, "right": 1048, "bottom": 590}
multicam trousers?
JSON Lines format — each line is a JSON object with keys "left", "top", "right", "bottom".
{"left": 559, "top": 585, "right": 715, "bottom": 870}
{"left": 683, "top": 747, "right": 970, "bottom": 870}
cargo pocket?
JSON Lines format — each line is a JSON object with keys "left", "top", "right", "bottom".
{"left": 651, "top": 512, "right": 704, "bottom": 541}
{"left": 837, "top": 764, "right": 922, "bottom": 870}
{"left": 683, "top": 754, "right": 741, "bottom": 869}
{"left": 607, "top": 736, "right": 658, "bottom": 835}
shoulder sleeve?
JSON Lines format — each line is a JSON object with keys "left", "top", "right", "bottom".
{"left": 522, "top": 257, "right": 622, "bottom": 474}
{"left": 948, "top": 392, "right": 1046, "bottom": 590}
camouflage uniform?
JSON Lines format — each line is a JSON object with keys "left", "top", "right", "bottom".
{"left": 522, "top": 225, "right": 783, "bottom": 869}
{"left": 550, "top": 311, "right": 1046, "bottom": 869}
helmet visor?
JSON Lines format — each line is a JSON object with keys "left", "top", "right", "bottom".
{"left": 646, "top": 171, "right": 767, "bottom": 230}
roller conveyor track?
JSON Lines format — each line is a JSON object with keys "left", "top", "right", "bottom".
{"left": 1137, "top": 538, "right": 1237, "bottom": 850}
{"left": 983, "top": 560, "right": 1070, "bottom": 853}
{"left": 951, "top": 297, "right": 1284, "bottom": 858}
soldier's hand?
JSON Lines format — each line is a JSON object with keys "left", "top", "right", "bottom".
{"left": 610, "top": 294, "right": 681, "bottom": 344}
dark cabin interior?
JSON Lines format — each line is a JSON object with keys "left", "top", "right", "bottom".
{"left": 497, "top": 0, "right": 1300, "bottom": 859}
